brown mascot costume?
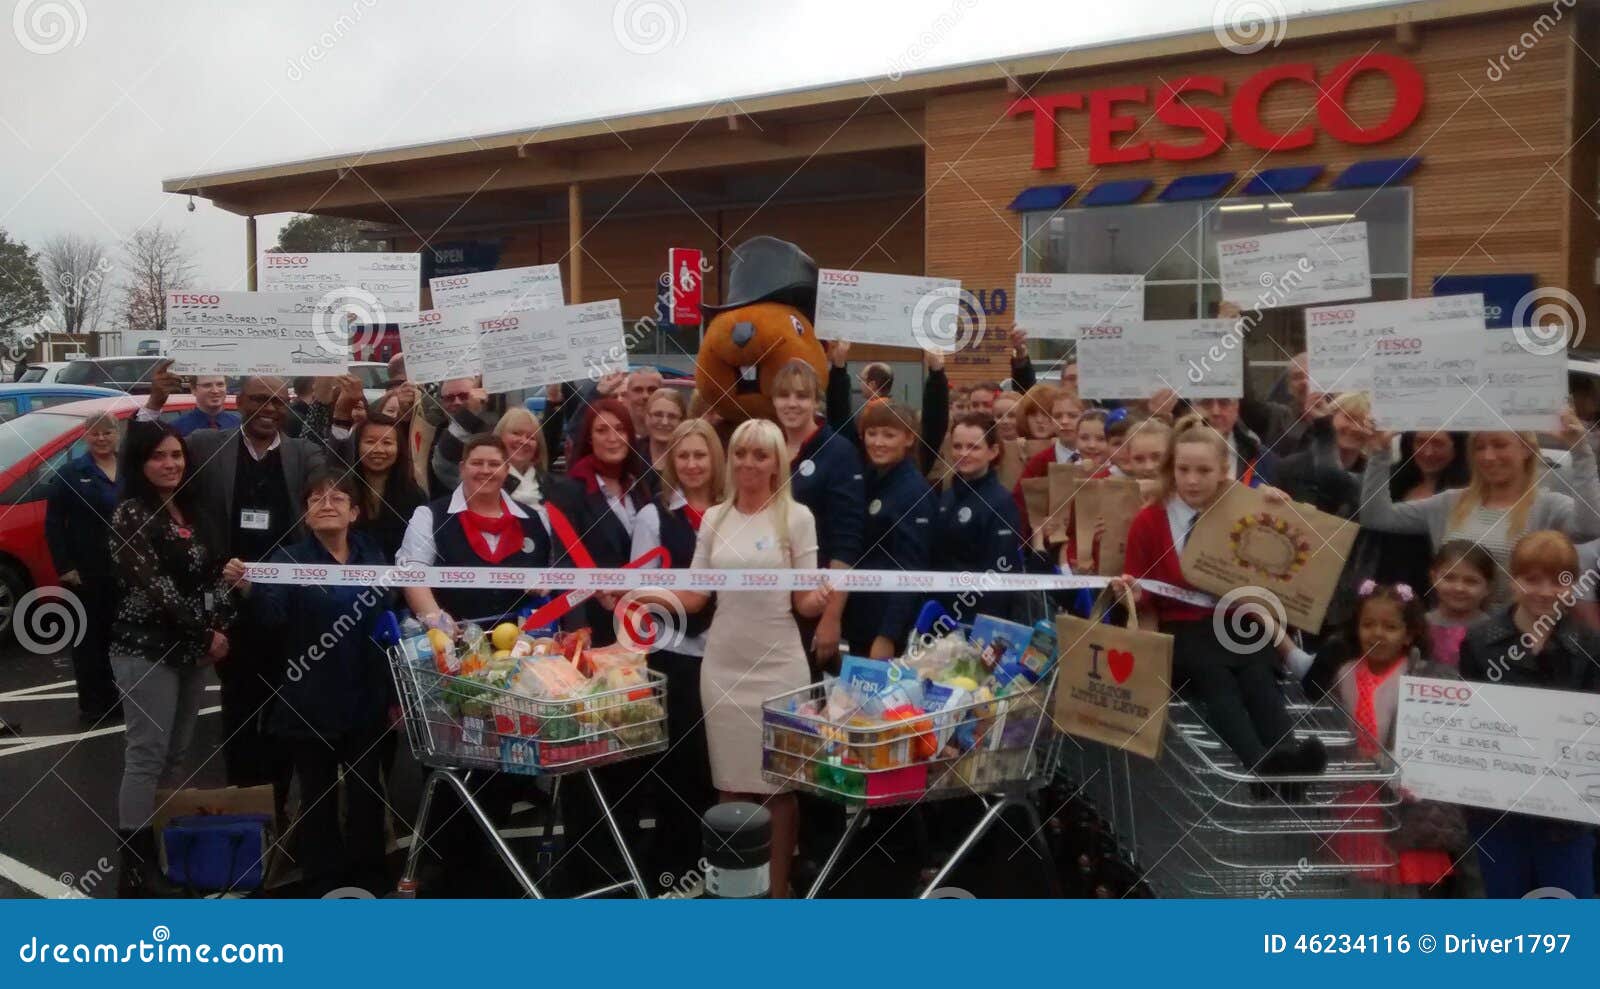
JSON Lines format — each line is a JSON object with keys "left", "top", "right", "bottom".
{"left": 696, "top": 236, "right": 828, "bottom": 422}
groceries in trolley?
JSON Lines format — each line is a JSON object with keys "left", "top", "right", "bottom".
{"left": 763, "top": 611, "right": 1059, "bottom": 805}
{"left": 394, "top": 617, "right": 667, "bottom": 775}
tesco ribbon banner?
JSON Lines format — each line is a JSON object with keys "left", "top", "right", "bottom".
{"left": 239, "top": 562, "right": 1215, "bottom": 606}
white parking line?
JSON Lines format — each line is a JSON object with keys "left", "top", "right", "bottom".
{"left": 0, "top": 850, "right": 87, "bottom": 899}
{"left": 0, "top": 707, "right": 221, "bottom": 758}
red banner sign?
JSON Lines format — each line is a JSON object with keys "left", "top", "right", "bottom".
{"left": 1009, "top": 53, "right": 1425, "bottom": 169}
{"left": 669, "top": 247, "right": 703, "bottom": 325}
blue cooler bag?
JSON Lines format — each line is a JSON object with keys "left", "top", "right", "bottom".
{"left": 162, "top": 813, "right": 271, "bottom": 892}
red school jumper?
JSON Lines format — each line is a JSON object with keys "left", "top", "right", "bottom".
{"left": 1120, "top": 500, "right": 1210, "bottom": 625}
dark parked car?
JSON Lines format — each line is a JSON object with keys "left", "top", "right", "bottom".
{"left": 55, "top": 356, "right": 166, "bottom": 394}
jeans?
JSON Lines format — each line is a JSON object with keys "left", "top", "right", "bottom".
{"left": 111, "top": 653, "right": 207, "bottom": 829}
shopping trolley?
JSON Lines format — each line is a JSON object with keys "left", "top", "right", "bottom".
{"left": 386, "top": 615, "right": 668, "bottom": 898}
{"left": 1067, "top": 685, "right": 1402, "bottom": 898}
{"left": 762, "top": 664, "right": 1063, "bottom": 898}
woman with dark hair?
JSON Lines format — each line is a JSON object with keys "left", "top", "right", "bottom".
{"left": 109, "top": 422, "right": 242, "bottom": 897}
{"left": 566, "top": 398, "right": 652, "bottom": 644}
{"left": 1375, "top": 431, "right": 1471, "bottom": 592}
{"left": 349, "top": 414, "right": 427, "bottom": 562}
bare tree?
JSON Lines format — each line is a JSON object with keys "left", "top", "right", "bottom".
{"left": 40, "top": 233, "right": 112, "bottom": 336}
{"left": 119, "top": 223, "right": 196, "bottom": 335}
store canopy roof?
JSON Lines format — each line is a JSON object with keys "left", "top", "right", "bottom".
{"left": 161, "top": 0, "right": 1522, "bottom": 222}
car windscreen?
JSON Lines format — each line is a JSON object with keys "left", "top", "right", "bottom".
{"left": 18, "top": 368, "right": 45, "bottom": 383}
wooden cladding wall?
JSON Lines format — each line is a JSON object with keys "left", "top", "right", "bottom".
{"left": 924, "top": 11, "right": 1590, "bottom": 345}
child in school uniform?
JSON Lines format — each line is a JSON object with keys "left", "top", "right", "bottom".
{"left": 1113, "top": 416, "right": 1326, "bottom": 780}
{"left": 1284, "top": 580, "right": 1471, "bottom": 896}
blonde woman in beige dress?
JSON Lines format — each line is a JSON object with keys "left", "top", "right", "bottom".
{"left": 638, "top": 418, "right": 832, "bottom": 896}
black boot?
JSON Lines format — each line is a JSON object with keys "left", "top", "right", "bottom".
{"left": 117, "top": 828, "right": 183, "bottom": 899}
{"left": 1294, "top": 735, "right": 1328, "bottom": 774}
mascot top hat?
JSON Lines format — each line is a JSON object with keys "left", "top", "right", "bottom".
{"left": 695, "top": 236, "right": 829, "bottom": 422}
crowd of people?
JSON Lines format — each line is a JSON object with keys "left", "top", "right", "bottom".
{"left": 38, "top": 324, "right": 1600, "bottom": 899}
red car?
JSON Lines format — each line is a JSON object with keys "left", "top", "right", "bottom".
{"left": 0, "top": 394, "right": 238, "bottom": 638}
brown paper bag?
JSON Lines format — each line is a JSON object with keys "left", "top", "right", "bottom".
{"left": 1179, "top": 482, "right": 1357, "bottom": 631}
{"left": 1053, "top": 591, "right": 1173, "bottom": 760}
{"left": 996, "top": 439, "right": 1026, "bottom": 489}
{"left": 1074, "top": 476, "right": 1143, "bottom": 574}
{"left": 1046, "top": 461, "right": 1094, "bottom": 544}
{"left": 1020, "top": 478, "right": 1051, "bottom": 538}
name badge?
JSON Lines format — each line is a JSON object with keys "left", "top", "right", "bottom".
{"left": 240, "top": 509, "right": 271, "bottom": 531}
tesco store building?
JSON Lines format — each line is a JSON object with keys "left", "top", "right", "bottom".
{"left": 171, "top": 0, "right": 1598, "bottom": 394}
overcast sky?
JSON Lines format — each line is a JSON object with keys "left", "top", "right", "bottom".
{"left": 0, "top": 0, "right": 1389, "bottom": 297}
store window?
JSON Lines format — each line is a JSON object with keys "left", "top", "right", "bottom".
{"left": 1021, "top": 188, "right": 1412, "bottom": 395}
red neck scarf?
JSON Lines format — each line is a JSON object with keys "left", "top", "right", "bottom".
{"left": 682, "top": 504, "right": 705, "bottom": 529}
{"left": 1353, "top": 657, "right": 1403, "bottom": 755}
{"left": 569, "top": 453, "right": 632, "bottom": 495}
{"left": 459, "top": 504, "right": 523, "bottom": 563}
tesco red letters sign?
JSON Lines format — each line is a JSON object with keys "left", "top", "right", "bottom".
{"left": 1009, "top": 53, "right": 1425, "bottom": 169}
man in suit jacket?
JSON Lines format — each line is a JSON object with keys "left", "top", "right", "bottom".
{"left": 143, "top": 364, "right": 327, "bottom": 790}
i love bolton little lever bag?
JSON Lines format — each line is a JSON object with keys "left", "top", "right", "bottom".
{"left": 1052, "top": 587, "right": 1174, "bottom": 760}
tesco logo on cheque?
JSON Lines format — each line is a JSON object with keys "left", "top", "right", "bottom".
{"left": 1407, "top": 681, "right": 1472, "bottom": 703}
{"left": 1082, "top": 324, "right": 1123, "bottom": 339}
{"left": 169, "top": 293, "right": 220, "bottom": 306}
{"left": 480, "top": 317, "right": 519, "bottom": 331}
{"left": 1309, "top": 309, "right": 1355, "bottom": 324}
{"left": 821, "top": 271, "right": 860, "bottom": 285}
{"left": 1375, "top": 337, "right": 1423, "bottom": 354}
{"left": 264, "top": 255, "right": 308, "bottom": 266}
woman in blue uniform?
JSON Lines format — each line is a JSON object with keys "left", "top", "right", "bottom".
{"left": 772, "top": 360, "right": 864, "bottom": 668}
{"left": 932, "top": 412, "right": 1025, "bottom": 624}
{"left": 842, "top": 401, "right": 931, "bottom": 658}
